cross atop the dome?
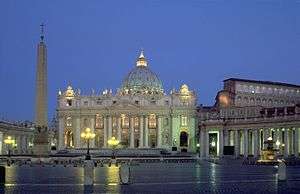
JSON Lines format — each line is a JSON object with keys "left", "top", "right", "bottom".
{"left": 136, "top": 49, "right": 148, "bottom": 67}
{"left": 40, "top": 23, "right": 45, "bottom": 41}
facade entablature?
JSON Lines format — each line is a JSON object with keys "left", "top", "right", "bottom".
{"left": 58, "top": 90, "right": 196, "bottom": 109}
{"left": 199, "top": 114, "right": 300, "bottom": 127}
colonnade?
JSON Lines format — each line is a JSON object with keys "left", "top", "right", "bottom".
{"left": 200, "top": 127, "right": 300, "bottom": 158}
{"left": 58, "top": 115, "right": 163, "bottom": 150}
{"left": 0, "top": 133, "right": 31, "bottom": 154}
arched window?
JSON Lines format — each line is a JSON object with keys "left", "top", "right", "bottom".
{"left": 256, "top": 98, "right": 261, "bottom": 104}
{"left": 66, "top": 117, "right": 72, "bottom": 127}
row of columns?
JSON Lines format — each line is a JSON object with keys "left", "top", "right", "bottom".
{"left": 58, "top": 115, "right": 162, "bottom": 150}
{"left": 0, "top": 134, "right": 31, "bottom": 154}
{"left": 200, "top": 127, "right": 300, "bottom": 158}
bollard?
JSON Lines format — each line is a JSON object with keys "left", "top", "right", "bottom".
{"left": 119, "top": 163, "right": 130, "bottom": 185}
{"left": 0, "top": 166, "right": 5, "bottom": 185}
{"left": 111, "top": 158, "right": 117, "bottom": 165}
{"left": 278, "top": 160, "right": 286, "bottom": 181}
{"left": 160, "top": 157, "right": 163, "bottom": 162}
{"left": 84, "top": 160, "right": 94, "bottom": 186}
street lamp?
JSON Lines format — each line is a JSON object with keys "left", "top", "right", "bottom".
{"left": 196, "top": 143, "right": 200, "bottom": 158}
{"left": 211, "top": 140, "right": 216, "bottom": 147}
{"left": 267, "top": 137, "right": 273, "bottom": 141}
{"left": 108, "top": 137, "right": 120, "bottom": 159}
{"left": 81, "top": 127, "right": 95, "bottom": 160}
{"left": 4, "top": 136, "right": 15, "bottom": 157}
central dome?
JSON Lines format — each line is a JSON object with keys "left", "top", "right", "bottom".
{"left": 120, "top": 51, "right": 164, "bottom": 95}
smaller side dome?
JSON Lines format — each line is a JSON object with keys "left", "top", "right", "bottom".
{"left": 65, "top": 86, "right": 75, "bottom": 99}
{"left": 179, "top": 84, "right": 192, "bottom": 101}
{"left": 180, "top": 84, "right": 190, "bottom": 95}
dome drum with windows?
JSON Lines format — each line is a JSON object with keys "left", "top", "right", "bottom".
{"left": 120, "top": 51, "right": 164, "bottom": 95}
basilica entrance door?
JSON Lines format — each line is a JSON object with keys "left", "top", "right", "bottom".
{"left": 209, "top": 133, "right": 218, "bottom": 156}
{"left": 180, "top": 131, "right": 188, "bottom": 147}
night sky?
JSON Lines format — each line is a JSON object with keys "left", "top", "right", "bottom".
{"left": 0, "top": 0, "right": 299, "bottom": 122}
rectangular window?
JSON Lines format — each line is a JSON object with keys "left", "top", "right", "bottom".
{"left": 181, "top": 116, "right": 188, "bottom": 126}
{"left": 151, "top": 100, "right": 156, "bottom": 105}
{"left": 148, "top": 114, "right": 157, "bottom": 129}
{"left": 121, "top": 114, "right": 129, "bottom": 128}
{"left": 66, "top": 100, "right": 72, "bottom": 106}
{"left": 134, "top": 117, "right": 139, "bottom": 128}
{"left": 164, "top": 118, "right": 169, "bottom": 126}
{"left": 95, "top": 114, "right": 104, "bottom": 129}
{"left": 112, "top": 117, "right": 117, "bottom": 128}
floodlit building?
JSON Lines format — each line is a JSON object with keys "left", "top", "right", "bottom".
{"left": 198, "top": 78, "right": 300, "bottom": 158}
{"left": 29, "top": 28, "right": 300, "bottom": 156}
{"left": 57, "top": 51, "right": 197, "bottom": 152}
{"left": 0, "top": 120, "right": 34, "bottom": 155}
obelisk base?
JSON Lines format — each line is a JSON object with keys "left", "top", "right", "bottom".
{"left": 33, "top": 128, "right": 50, "bottom": 156}
{"left": 33, "top": 143, "right": 50, "bottom": 156}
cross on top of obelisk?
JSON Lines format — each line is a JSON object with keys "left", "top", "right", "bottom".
{"left": 40, "top": 23, "right": 45, "bottom": 41}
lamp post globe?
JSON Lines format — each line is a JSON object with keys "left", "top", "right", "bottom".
{"left": 108, "top": 137, "right": 120, "bottom": 159}
{"left": 81, "top": 127, "right": 96, "bottom": 160}
{"left": 4, "top": 136, "right": 15, "bottom": 158}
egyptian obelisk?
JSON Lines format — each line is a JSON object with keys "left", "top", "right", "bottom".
{"left": 33, "top": 24, "right": 49, "bottom": 156}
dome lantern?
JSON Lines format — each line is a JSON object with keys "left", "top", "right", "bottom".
{"left": 136, "top": 50, "right": 148, "bottom": 67}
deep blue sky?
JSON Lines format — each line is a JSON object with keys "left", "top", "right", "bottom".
{"left": 0, "top": 0, "right": 299, "bottom": 121}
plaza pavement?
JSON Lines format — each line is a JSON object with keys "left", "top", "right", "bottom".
{"left": 1, "top": 160, "right": 300, "bottom": 193}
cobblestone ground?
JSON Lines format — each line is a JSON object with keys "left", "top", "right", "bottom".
{"left": 1, "top": 161, "right": 300, "bottom": 193}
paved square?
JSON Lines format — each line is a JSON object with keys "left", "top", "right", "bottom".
{"left": 1, "top": 161, "right": 300, "bottom": 193}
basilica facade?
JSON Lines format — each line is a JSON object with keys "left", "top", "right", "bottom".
{"left": 57, "top": 52, "right": 197, "bottom": 152}
{"left": 55, "top": 50, "right": 300, "bottom": 158}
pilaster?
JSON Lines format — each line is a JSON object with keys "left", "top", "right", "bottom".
{"left": 58, "top": 117, "right": 64, "bottom": 150}
{"left": 145, "top": 116, "right": 149, "bottom": 147}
